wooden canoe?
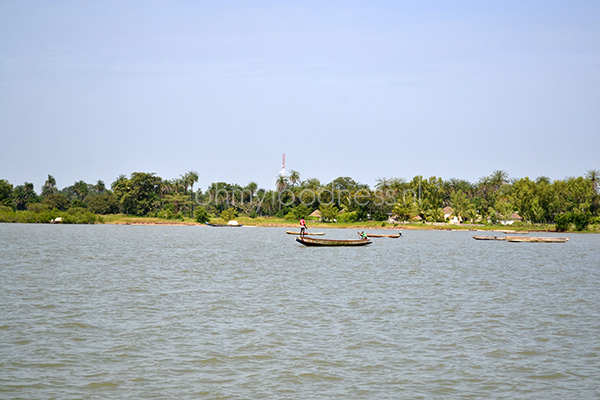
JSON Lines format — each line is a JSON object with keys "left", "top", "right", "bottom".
{"left": 365, "top": 233, "right": 402, "bottom": 238}
{"left": 296, "top": 236, "right": 372, "bottom": 246}
{"left": 285, "top": 231, "right": 325, "bottom": 235}
{"left": 505, "top": 236, "right": 569, "bottom": 243}
{"left": 473, "top": 236, "right": 506, "bottom": 241}
{"left": 205, "top": 222, "right": 244, "bottom": 227}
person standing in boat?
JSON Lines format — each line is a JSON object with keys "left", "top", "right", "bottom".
{"left": 300, "top": 218, "right": 307, "bottom": 236}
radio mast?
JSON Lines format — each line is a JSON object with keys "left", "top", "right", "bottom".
{"left": 279, "top": 153, "right": 286, "bottom": 176}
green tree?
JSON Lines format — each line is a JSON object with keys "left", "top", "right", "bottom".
{"left": 42, "top": 193, "right": 70, "bottom": 211}
{"left": 14, "top": 182, "right": 38, "bottom": 210}
{"left": 289, "top": 170, "right": 301, "bottom": 187}
{"left": 73, "top": 180, "right": 89, "bottom": 201}
{"left": 276, "top": 175, "right": 288, "bottom": 192}
{"left": 490, "top": 170, "right": 509, "bottom": 190}
{"left": 41, "top": 175, "right": 58, "bottom": 196}
{"left": 86, "top": 194, "right": 119, "bottom": 214}
{"left": 112, "top": 173, "right": 162, "bottom": 215}
{"left": 450, "top": 190, "right": 470, "bottom": 223}
{"left": 302, "top": 178, "right": 321, "bottom": 190}
{"left": 393, "top": 200, "right": 417, "bottom": 221}
{"left": 319, "top": 204, "right": 339, "bottom": 222}
{"left": 95, "top": 180, "right": 106, "bottom": 193}
{"left": 0, "top": 179, "right": 13, "bottom": 208}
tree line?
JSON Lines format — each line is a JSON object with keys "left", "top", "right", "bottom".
{"left": 1, "top": 169, "right": 599, "bottom": 230}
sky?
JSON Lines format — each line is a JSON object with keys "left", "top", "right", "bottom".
{"left": 1, "top": 0, "right": 599, "bottom": 192}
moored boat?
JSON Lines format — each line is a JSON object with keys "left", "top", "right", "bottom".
{"left": 286, "top": 230, "right": 325, "bottom": 235}
{"left": 505, "top": 236, "right": 569, "bottom": 243}
{"left": 205, "top": 221, "right": 244, "bottom": 227}
{"left": 295, "top": 236, "right": 372, "bottom": 246}
{"left": 472, "top": 236, "right": 506, "bottom": 241}
{"left": 365, "top": 232, "right": 402, "bottom": 238}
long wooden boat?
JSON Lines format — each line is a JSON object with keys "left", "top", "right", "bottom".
{"left": 286, "top": 230, "right": 325, "bottom": 235}
{"left": 473, "top": 236, "right": 506, "bottom": 241}
{"left": 505, "top": 236, "right": 569, "bottom": 243}
{"left": 296, "top": 236, "right": 372, "bottom": 246}
{"left": 205, "top": 222, "right": 244, "bottom": 227}
{"left": 365, "top": 233, "right": 402, "bottom": 238}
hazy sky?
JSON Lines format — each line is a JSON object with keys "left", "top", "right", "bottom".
{"left": 1, "top": 1, "right": 599, "bottom": 192}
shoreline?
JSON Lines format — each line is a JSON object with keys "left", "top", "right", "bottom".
{"left": 104, "top": 219, "right": 560, "bottom": 233}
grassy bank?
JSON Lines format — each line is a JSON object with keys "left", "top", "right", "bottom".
{"left": 2, "top": 209, "right": 598, "bottom": 233}
{"left": 101, "top": 214, "right": 599, "bottom": 233}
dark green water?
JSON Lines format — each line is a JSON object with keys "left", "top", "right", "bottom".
{"left": 1, "top": 224, "right": 599, "bottom": 399}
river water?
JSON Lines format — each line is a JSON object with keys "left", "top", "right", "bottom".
{"left": 1, "top": 224, "right": 599, "bottom": 399}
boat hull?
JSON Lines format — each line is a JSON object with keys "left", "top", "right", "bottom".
{"left": 473, "top": 236, "right": 506, "bottom": 241}
{"left": 366, "top": 233, "right": 401, "bottom": 238}
{"left": 296, "top": 236, "right": 372, "bottom": 246}
{"left": 505, "top": 236, "right": 568, "bottom": 243}
{"left": 286, "top": 231, "right": 325, "bottom": 235}
{"left": 205, "top": 222, "right": 244, "bottom": 227}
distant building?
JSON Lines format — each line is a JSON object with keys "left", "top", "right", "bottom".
{"left": 443, "top": 206, "right": 461, "bottom": 224}
{"left": 500, "top": 212, "right": 523, "bottom": 225}
{"left": 309, "top": 209, "right": 322, "bottom": 220}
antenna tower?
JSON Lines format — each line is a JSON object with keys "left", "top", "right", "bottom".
{"left": 278, "top": 153, "right": 286, "bottom": 176}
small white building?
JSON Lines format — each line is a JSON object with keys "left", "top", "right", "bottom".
{"left": 500, "top": 212, "right": 523, "bottom": 225}
{"left": 443, "top": 206, "right": 461, "bottom": 224}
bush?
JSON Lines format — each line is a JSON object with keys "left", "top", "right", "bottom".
{"left": 337, "top": 211, "right": 358, "bottom": 223}
{"left": 285, "top": 204, "right": 311, "bottom": 221}
{"left": 554, "top": 213, "right": 572, "bottom": 231}
{"left": 220, "top": 207, "right": 238, "bottom": 222}
{"left": 572, "top": 211, "right": 591, "bottom": 231}
{"left": 27, "top": 203, "right": 50, "bottom": 213}
{"left": 195, "top": 207, "right": 210, "bottom": 223}
{"left": 71, "top": 199, "right": 87, "bottom": 209}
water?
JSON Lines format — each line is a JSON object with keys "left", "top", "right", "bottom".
{"left": 1, "top": 224, "right": 599, "bottom": 399}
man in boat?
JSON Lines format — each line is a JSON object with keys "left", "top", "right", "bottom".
{"left": 300, "top": 218, "right": 307, "bottom": 236}
{"left": 360, "top": 231, "right": 368, "bottom": 239}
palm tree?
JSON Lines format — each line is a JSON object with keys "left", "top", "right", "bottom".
{"left": 490, "top": 170, "right": 509, "bottom": 190}
{"left": 45, "top": 175, "right": 56, "bottom": 189}
{"left": 585, "top": 169, "right": 600, "bottom": 214}
{"left": 14, "top": 182, "right": 37, "bottom": 210}
{"left": 160, "top": 180, "right": 172, "bottom": 208}
{"left": 111, "top": 174, "right": 127, "bottom": 190}
{"left": 535, "top": 176, "right": 551, "bottom": 184}
{"left": 375, "top": 177, "right": 390, "bottom": 193}
{"left": 73, "top": 180, "right": 89, "bottom": 201}
{"left": 184, "top": 171, "right": 199, "bottom": 212}
{"left": 586, "top": 169, "right": 599, "bottom": 193}
{"left": 389, "top": 178, "right": 406, "bottom": 198}
{"left": 245, "top": 181, "right": 258, "bottom": 205}
{"left": 276, "top": 175, "right": 288, "bottom": 193}
{"left": 275, "top": 175, "right": 289, "bottom": 210}
{"left": 42, "top": 174, "right": 57, "bottom": 196}
{"left": 302, "top": 178, "right": 321, "bottom": 190}
{"left": 95, "top": 180, "right": 106, "bottom": 193}
{"left": 289, "top": 170, "right": 300, "bottom": 187}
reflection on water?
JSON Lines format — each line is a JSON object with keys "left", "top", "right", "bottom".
{"left": 1, "top": 224, "right": 599, "bottom": 399}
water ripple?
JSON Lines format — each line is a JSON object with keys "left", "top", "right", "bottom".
{"left": 1, "top": 225, "right": 599, "bottom": 398}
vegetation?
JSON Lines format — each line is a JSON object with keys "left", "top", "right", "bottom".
{"left": 0, "top": 169, "right": 599, "bottom": 232}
